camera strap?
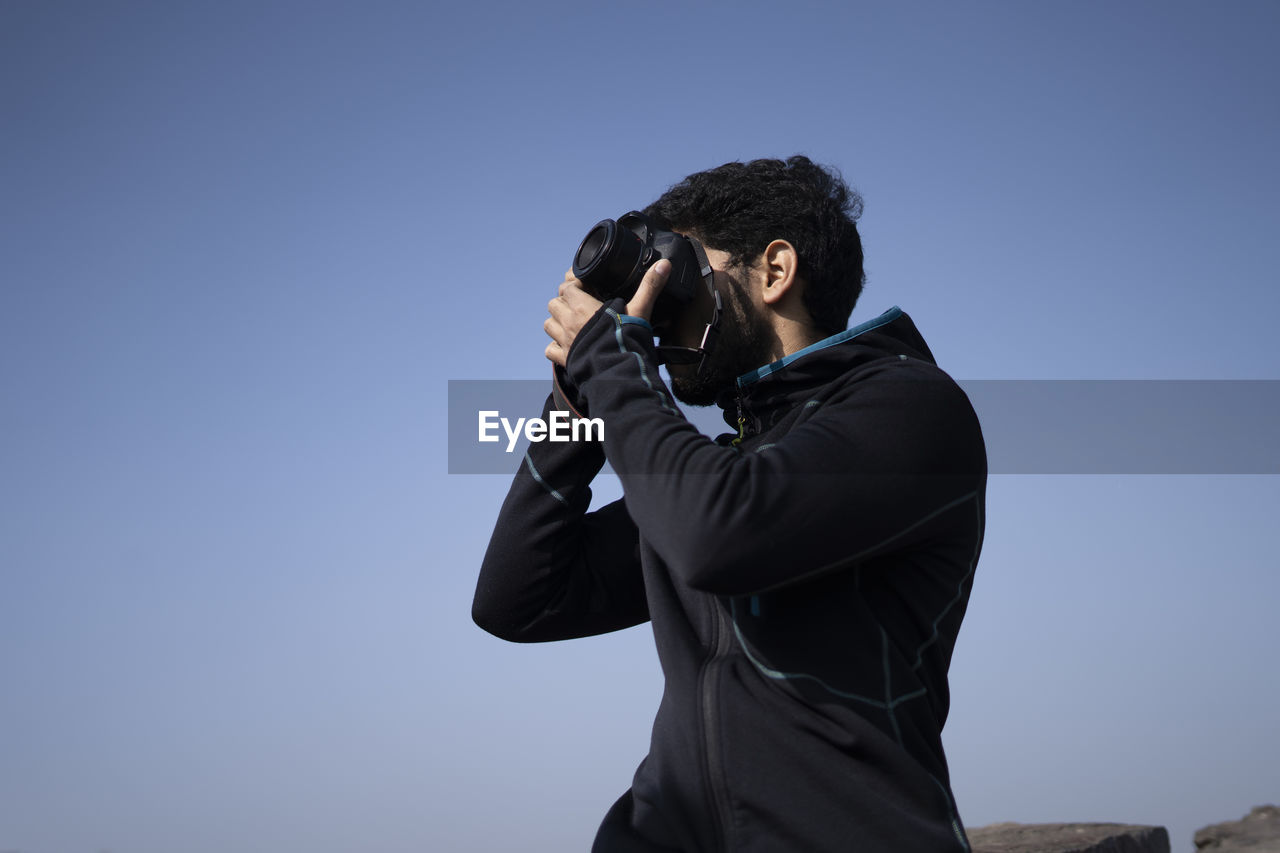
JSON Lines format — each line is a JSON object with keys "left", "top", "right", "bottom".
{"left": 654, "top": 236, "right": 722, "bottom": 376}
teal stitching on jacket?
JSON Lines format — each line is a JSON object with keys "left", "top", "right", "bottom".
{"left": 606, "top": 307, "right": 676, "bottom": 414}
{"left": 882, "top": 624, "right": 904, "bottom": 746}
{"left": 911, "top": 493, "right": 983, "bottom": 672}
{"left": 616, "top": 314, "right": 653, "bottom": 331}
{"left": 524, "top": 450, "right": 568, "bottom": 506}
{"left": 736, "top": 305, "right": 903, "bottom": 387}
{"left": 930, "top": 774, "right": 972, "bottom": 852}
{"left": 847, "top": 491, "right": 978, "bottom": 566}
{"left": 765, "top": 491, "right": 980, "bottom": 595}
{"left": 730, "top": 599, "right": 929, "bottom": 711}
{"left": 889, "top": 686, "right": 927, "bottom": 708}
{"left": 730, "top": 608, "right": 885, "bottom": 708}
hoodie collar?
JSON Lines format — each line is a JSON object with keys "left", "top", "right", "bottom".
{"left": 716, "top": 306, "right": 937, "bottom": 431}
{"left": 734, "top": 305, "right": 906, "bottom": 388}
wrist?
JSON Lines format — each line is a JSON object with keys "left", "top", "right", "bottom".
{"left": 564, "top": 297, "right": 626, "bottom": 387}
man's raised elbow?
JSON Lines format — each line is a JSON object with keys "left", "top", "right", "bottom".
{"left": 471, "top": 595, "right": 522, "bottom": 642}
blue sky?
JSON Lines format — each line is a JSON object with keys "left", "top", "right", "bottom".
{"left": 2, "top": 2, "right": 1278, "bottom": 851}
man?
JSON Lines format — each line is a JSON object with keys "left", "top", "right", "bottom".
{"left": 473, "top": 156, "right": 986, "bottom": 852}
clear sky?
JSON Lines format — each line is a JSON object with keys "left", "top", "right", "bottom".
{"left": 3, "top": 2, "right": 1278, "bottom": 851}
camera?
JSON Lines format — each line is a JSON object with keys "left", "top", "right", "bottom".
{"left": 572, "top": 211, "right": 707, "bottom": 328}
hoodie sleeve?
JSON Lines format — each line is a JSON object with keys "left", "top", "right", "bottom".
{"left": 472, "top": 390, "right": 648, "bottom": 643}
{"left": 564, "top": 300, "right": 986, "bottom": 598}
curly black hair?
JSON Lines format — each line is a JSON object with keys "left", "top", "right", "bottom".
{"left": 644, "top": 155, "right": 865, "bottom": 335}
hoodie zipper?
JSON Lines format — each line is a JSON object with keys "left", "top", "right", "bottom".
{"left": 730, "top": 391, "right": 749, "bottom": 447}
{"left": 700, "top": 596, "right": 734, "bottom": 851}
{"left": 705, "top": 392, "right": 753, "bottom": 846}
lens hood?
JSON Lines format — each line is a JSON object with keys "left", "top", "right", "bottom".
{"left": 573, "top": 218, "right": 646, "bottom": 300}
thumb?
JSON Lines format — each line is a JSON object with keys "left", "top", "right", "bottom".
{"left": 625, "top": 259, "right": 671, "bottom": 321}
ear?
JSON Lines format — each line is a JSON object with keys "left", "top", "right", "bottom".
{"left": 759, "top": 239, "right": 800, "bottom": 306}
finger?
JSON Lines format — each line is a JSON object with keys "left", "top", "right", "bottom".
{"left": 559, "top": 276, "right": 591, "bottom": 298}
{"left": 625, "top": 259, "right": 671, "bottom": 321}
{"left": 556, "top": 283, "right": 603, "bottom": 327}
{"left": 544, "top": 340, "right": 566, "bottom": 367}
{"left": 548, "top": 295, "right": 566, "bottom": 322}
{"left": 543, "top": 315, "right": 565, "bottom": 344}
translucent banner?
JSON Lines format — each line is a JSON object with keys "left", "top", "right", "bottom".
{"left": 447, "top": 379, "right": 1280, "bottom": 475}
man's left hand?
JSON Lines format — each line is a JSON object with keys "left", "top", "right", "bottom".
{"left": 544, "top": 260, "right": 671, "bottom": 368}
{"left": 544, "top": 271, "right": 603, "bottom": 368}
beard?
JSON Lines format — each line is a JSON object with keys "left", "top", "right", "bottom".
{"left": 668, "top": 282, "right": 775, "bottom": 407}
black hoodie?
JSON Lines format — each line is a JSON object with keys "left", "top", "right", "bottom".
{"left": 474, "top": 302, "right": 987, "bottom": 852}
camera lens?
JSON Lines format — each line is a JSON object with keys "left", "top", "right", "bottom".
{"left": 577, "top": 224, "right": 610, "bottom": 268}
{"left": 573, "top": 218, "right": 645, "bottom": 299}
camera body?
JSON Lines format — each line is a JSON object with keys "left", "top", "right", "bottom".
{"left": 572, "top": 211, "right": 705, "bottom": 328}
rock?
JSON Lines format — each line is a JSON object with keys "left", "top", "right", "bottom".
{"left": 1194, "top": 805, "right": 1280, "bottom": 851}
{"left": 967, "top": 821, "right": 1171, "bottom": 853}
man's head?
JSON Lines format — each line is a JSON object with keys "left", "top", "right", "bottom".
{"left": 644, "top": 155, "right": 866, "bottom": 405}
